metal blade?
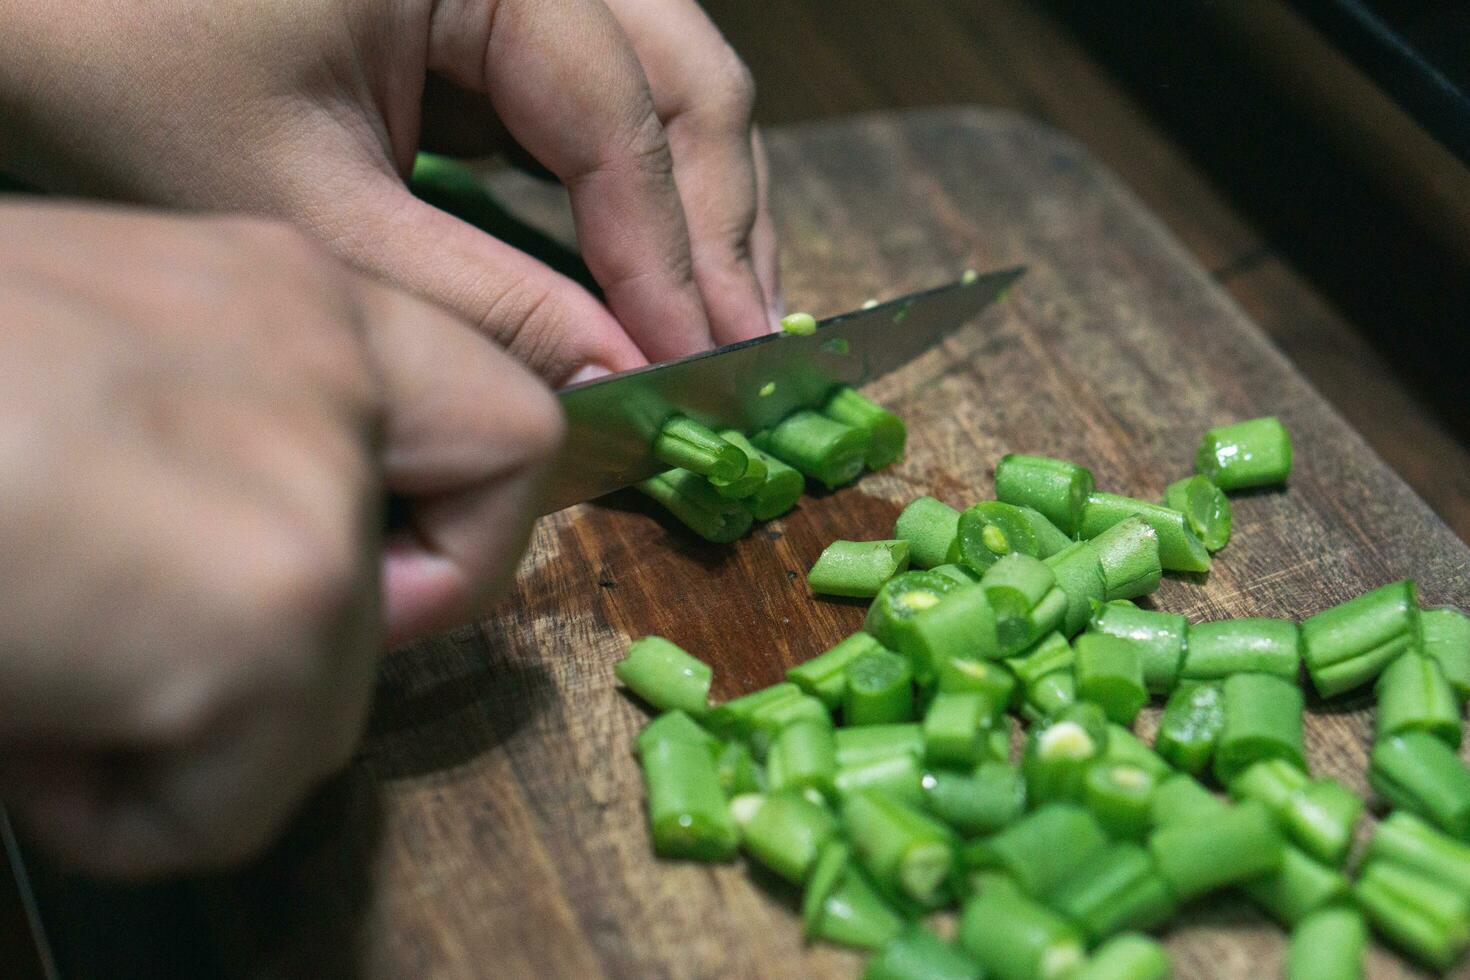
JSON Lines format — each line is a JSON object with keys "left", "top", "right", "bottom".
{"left": 541, "top": 266, "right": 1025, "bottom": 513}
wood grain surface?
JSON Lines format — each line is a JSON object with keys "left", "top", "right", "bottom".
{"left": 25, "top": 109, "right": 1470, "bottom": 979}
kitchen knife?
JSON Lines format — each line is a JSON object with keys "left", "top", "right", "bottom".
{"left": 541, "top": 266, "right": 1025, "bottom": 513}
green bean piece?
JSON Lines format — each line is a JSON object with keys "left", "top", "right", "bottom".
{"left": 1023, "top": 703, "right": 1107, "bottom": 805}
{"left": 956, "top": 501, "right": 1069, "bottom": 574}
{"left": 1046, "top": 842, "right": 1177, "bottom": 943}
{"left": 1074, "top": 633, "right": 1148, "bottom": 724}
{"left": 1241, "top": 846, "right": 1351, "bottom": 926}
{"left": 802, "top": 841, "right": 906, "bottom": 950}
{"left": 1088, "top": 604, "right": 1187, "bottom": 694}
{"left": 705, "top": 682, "right": 803, "bottom": 741}
{"left": 709, "top": 442, "right": 767, "bottom": 500}
{"left": 652, "top": 415, "right": 748, "bottom": 484}
{"left": 1086, "top": 517, "right": 1164, "bottom": 601}
{"left": 845, "top": 650, "right": 915, "bottom": 726}
{"left": 1213, "top": 672, "right": 1306, "bottom": 785}
{"left": 1148, "top": 774, "right": 1226, "bottom": 827}
{"left": 938, "top": 654, "right": 1020, "bottom": 707}
{"left": 901, "top": 583, "right": 1002, "bottom": 683}
{"left": 1182, "top": 617, "right": 1301, "bottom": 682}
{"left": 719, "top": 430, "right": 805, "bottom": 520}
{"left": 716, "top": 741, "right": 763, "bottom": 796}
{"left": 1370, "top": 731, "right": 1470, "bottom": 839}
{"left": 746, "top": 693, "right": 831, "bottom": 760}
{"left": 1301, "top": 580, "right": 1422, "bottom": 698}
{"left": 1006, "top": 632, "right": 1075, "bottom": 688}
{"left": 843, "top": 791, "right": 957, "bottom": 908}
{"left": 780, "top": 311, "right": 818, "bottom": 335}
{"left": 1155, "top": 682, "right": 1224, "bottom": 776}
{"left": 1374, "top": 652, "right": 1462, "bottom": 747}
{"left": 1287, "top": 906, "right": 1365, "bottom": 980}
{"left": 924, "top": 762, "right": 1027, "bottom": 837}
{"left": 1195, "top": 415, "right": 1293, "bottom": 490}
{"left": 754, "top": 409, "right": 870, "bottom": 490}
{"left": 823, "top": 386, "right": 907, "bottom": 469}
{"left": 1355, "top": 860, "right": 1470, "bottom": 972}
{"left": 835, "top": 753, "right": 927, "bottom": 808}
{"left": 863, "top": 925, "right": 984, "bottom": 980}
{"left": 863, "top": 570, "right": 961, "bottom": 657}
{"left": 1422, "top": 607, "right": 1470, "bottom": 702}
{"left": 766, "top": 718, "right": 838, "bottom": 796}
{"left": 789, "top": 634, "right": 889, "bottom": 710}
{"left": 835, "top": 723, "right": 924, "bottom": 768}
{"left": 1163, "top": 475, "right": 1232, "bottom": 552}
{"left": 1043, "top": 541, "right": 1109, "bottom": 637}
{"left": 1022, "top": 670, "right": 1078, "bottom": 725}
{"left": 1079, "top": 492, "right": 1212, "bottom": 574}
{"left": 1368, "top": 810, "right": 1470, "bottom": 895}
{"left": 894, "top": 496, "right": 962, "bottom": 568}
{"left": 808, "top": 539, "right": 912, "bottom": 598}
{"left": 1084, "top": 763, "right": 1158, "bottom": 840}
{"left": 994, "top": 452, "right": 1096, "bottom": 536}
{"left": 982, "top": 555, "right": 1068, "bottom": 656}
{"left": 1102, "top": 724, "right": 1173, "bottom": 780}
{"left": 615, "top": 636, "right": 713, "bottom": 716}
{"left": 1148, "top": 800, "right": 1284, "bottom": 901}
{"left": 1229, "top": 759, "right": 1362, "bottom": 866}
{"left": 1076, "top": 934, "right": 1170, "bottom": 980}
{"left": 963, "top": 802, "right": 1109, "bottom": 899}
{"left": 637, "top": 736, "right": 738, "bottom": 861}
{"left": 959, "top": 879, "right": 1087, "bottom": 980}
{"left": 637, "top": 468, "right": 755, "bottom": 542}
{"left": 923, "top": 691, "right": 998, "bottom": 769}
{"left": 732, "top": 791, "right": 837, "bottom": 884}
{"left": 635, "top": 709, "right": 721, "bottom": 759}
{"left": 932, "top": 562, "right": 982, "bottom": 584}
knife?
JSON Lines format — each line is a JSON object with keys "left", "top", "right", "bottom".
{"left": 541, "top": 266, "right": 1026, "bottom": 514}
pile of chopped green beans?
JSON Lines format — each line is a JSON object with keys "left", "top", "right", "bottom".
{"left": 616, "top": 412, "right": 1470, "bottom": 979}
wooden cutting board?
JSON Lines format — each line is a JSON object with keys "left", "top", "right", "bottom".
{"left": 26, "top": 108, "right": 1470, "bottom": 980}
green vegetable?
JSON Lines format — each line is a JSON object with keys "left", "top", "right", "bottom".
{"left": 1101, "top": 724, "right": 1173, "bottom": 780}
{"left": 637, "top": 468, "right": 754, "bottom": 542}
{"left": 1005, "top": 632, "right": 1075, "bottom": 688}
{"left": 959, "top": 878, "right": 1087, "bottom": 980}
{"left": 1073, "top": 632, "right": 1148, "bottom": 725}
{"left": 1083, "top": 763, "right": 1158, "bottom": 839}
{"left": 1228, "top": 759, "right": 1362, "bottom": 866}
{"left": 1355, "top": 860, "right": 1470, "bottom": 971}
{"left": 1022, "top": 703, "right": 1107, "bottom": 805}
{"left": 637, "top": 735, "right": 738, "bottom": 861}
{"left": 1022, "top": 669, "right": 1077, "bottom": 723}
{"left": 845, "top": 649, "right": 915, "bottom": 726}
{"left": 922, "top": 691, "right": 998, "bottom": 768}
{"left": 963, "top": 802, "right": 1108, "bottom": 898}
{"left": 705, "top": 682, "right": 803, "bottom": 742}
{"left": 923, "top": 762, "right": 1027, "bottom": 836}
{"left": 894, "top": 496, "right": 961, "bottom": 568}
{"left": 1301, "top": 580, "right": 1422, "bottom": 698}
{"left": 1373, "top": 652, "right": 1461, "bottom": 747}
{"left": 834, "top": 754, "right": 926, "bottom": 808}
{"left": 766, "top": 718, "right": 838, "bottom": 796}
{"left": 1043, "top": 541, "right": 1109, "bottom": 636}
{"left": 715, "top": 741, "right": 763, "bottom": 796}
{"left": 653, "top": 415, "right": 748, "bottom": 484}
{"left": 863, "top": 570, "right": 961, "bottom": 656}
{"left": 863, "top": 926, "right": 984, "bottom": 980}
{"left": 1370, "top": 731, "right": 1470, "bottom": 839}
{"left": 635, "top": 709, "right": 720, "bottom": 756}
{"left": 755, "top": 409, "right": 870, "bottom": 490}
{"left": 834, "top": 723, "right": 924, "bottom": 768}
{"left": 1422, "top": 607, "right": 1470, "bottom": 701}
{"left": 931, "top": 562, "right": 981, "bottom": 585}
{"left": 732, "top": 791, "right": 837, "bottom": 884}
{"left": 1046, "top": 842, "right": 1176, "bottom": 943}
{"left": 1085, "top": 517, "right": 1163, "bottom": 601}
{"left": 1195, "top": 416, "right": 1293, "bottom": 489}
{"left": 1286, "top": 906, "right": 1365, "bottom": 980}
{"left": 1147, "top": 800, "right": 1284, "bottom": 901}
{"left": 1213, "top": 672, "right": 1306, "bottom": 785}
{"left": 937, "top": 654, "right": 1019, "bottom": 707}
{"left": 843, "top": 790, "right": 956, "bottom": 908}
{"left": 720, "top": 430, "right": 804, "bottom": 520}
{"left": 994, "top": 452, "right": 1096, "bottom": 536}
{"left": 788, "top": 633, "right": 890, "bottom": 709}
{"left": 823, "top": 386, "right": 907, "bottom": 469}
{"left": 1088, "top": 603, "right": 1187, "bottom": 694}
{"left": 1148, "top": 774, "right": 1225, "bottom": 827}
{"left": 1155, "top": 682, "right": 1224, "bottom": 776}
{"left": 1076, "top": 934, "right": 1170, "bottom": 980}
{"left": 1079, "top": 492, "right": 1211, "bottom": 574}
{"left": 956, "top": 501, "right": 1071, "bottom": 573}
{"left": 808, "top": 539, "right": 911, "bottom": 598}
{"left": 1163, "top": 475, "right": 1232, "bottom": 551}
{"left": 1241, "top": 846, "right": 1351, "bottom": 926}
{"left": 1181, "top": 617, "right": 1301, "bottom": 682}
{"left": 614, "top": 636, "right": 712, "bottom": 715}
{"left": 780, "top": 311, "right": 818, "bottom": 335}
{"left": 900, "top": 583, "right": 1002, "bottom": 682}
{"left": 982, "top": 555, "right": 1068, "bottom": 655}
{"left": 802, "top": 841, "right": 905, "bottom": 950}
{"left": 1367, "top": 810, "right": 1470, "bottom": 897}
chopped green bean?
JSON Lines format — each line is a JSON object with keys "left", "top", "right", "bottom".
{"left": 843, "top": 790, "right": 957, "bottom": 908}
{"left": 615, "top": 636, "right": 713, "bottom": 716}
{"left": 767, "top": 718, "right": 838, "bottom": 796}
{"left": 1182, "top": 618, "right": 1301, "bottom": 682}
{"left": 983, "top": 555, "right": 1068, "bottom": 655}
{"left": 845, "top": 650, "right": 915, "bottom": 726}
{"left": 823, "top": 386, "right": 907, "bottom": 469}
{"left": 1370, "top": 731, "right": 1470, "bottom": 839}
{"left": 923, "top": 691, "right": 998, "bottom": 768}
{"left": 834, "top": 753, "right": 927, "bottom": 808}
{"left": 1156, "top": 682, "right": 1224, "bottom": 776}
{"left": 901, "top": 583, "right": 1003, "bottom": 682}
{"left": 1084, "top": 763, "right": 1158, "bottom": 840}
{"left": 1368, "top": 810, "right": 1470, "bottom": 896}
{"left": 1102, "top": 724, "right": 1173, "bottom": 780}
{"left": 789, "top": 633, "right": 890, "bottom": 709}
{"left": 637, "top": 736, "right": 738, "bottom": 861}
{"left": 746, "top": 693, "right": 831, "bottom": 759}
{"left": 1046, "top": 842, "right": 1176, "bottom": 942}
{"left": 1287, "top": 905, "right": 1365, "bottom": 980}
{"left": 716, "top": 741, "right": 763, "bottom": 796}
{"left": 1079, "top": 493, "right": 1212, "bottom": 574}
{"left": 755, "top": 409, "right": 870, "bottom": 490}
{"left": 1422, "top": 607, "right": 1470, "bottom": 702}
{"left": 1022, "top": 669, "right": 1078, "bottom": 724}
{"left": 863, "top": 925, "right": 984, "bottom": 980}
{"left": 1229, "top": 759, "right": 1362, "bottom": 866}
{"left": 719, "top": 430, "right": 805, "bottom": 520}
{"left": 1043, "top": 541, "right": 1109, "bottom": 636}
{"left": 1374, "top": 652, "right": 1461, "bottom": 747}
{"left": 1241, "top": 846, "right": 1351, "bottom": 926}
{"left": 956, "top": 501, "right": 1070, "bottom": 573}
{"left": 733, "top": 790, "right": 838, "bottom": 884}
{"left": 1077, "top": 934, "right": 1170, "bottom": 980}
{"left": 1088, "top": 604, "right": 1187, "bottom": 694}
{"left": 1195, "top": 416, "right": 1293, "bottom": 490}
{"left": 1301, "top": 580, "right": 1422, "bottom": 698}
{"left": 1163, "top": 475, "right": 1232, "bottom": 552}
{"left": 959, "top": 879, "right": 1087, "bottom": 980}
{"left": 1005, "top": 632, "right": 1075, "bottom": 688}
{"left": 653, "top": 415, "right": 748, "bottom": 484}
{"left": 932, "top": 562, "right": 982, "bottom": 584}
{"left": 636, "top": 709, "right": 721, "bottom": 757}
{"left": 863, "top": 570, "right": 961, "bottom": 657}
{"left": 637, "top": 468, "right": 755, "bottom": 542}
{"left": 1148, "top": 800, "right": 1284, "bottom": 901}
{"left": 1086, "top": 517, "right": 1164, "bottom": 601}
{"left": 1355, "top": 859, "right": 1470, "bottom": 971}
{"left": 1149, "top": 774, "right": 1226, "bottom": 827}
{"left": 1022, "top": 703, "right": 1108, "bottom": 805}
{"left": 1213, "top": 672, "right": 1306, "bottom": 785}
{"left": 894, "top": 496, "right": 962, "bottom": 568}
{"left": 994, "top": 453, "right": 1096, "bottom": 536}
{"left": 938, "top": 654, "right": 1019, "bottom": 707}
{"left": 808, "top": 539, "right": 912, "bottom": 598}
{"left": 780, "top": 311, "right": 818, "bottom": 335}
{"left": 963, "top": 802, "right": 1109, "bottom": 898}
{"left": 1074, "top": 632, "right": 1148, "bottom": 724}
{"left": 802, "top": 841, "right": 906, "bottom": 950}
{"left": 705, "top": 682, "right": 803, "bottom": 741}
{"left": 923, "top": 762, "right": 1027, "bottom": 836}
{"left": 834, "top": 723, "right": 923, "bottom": 768}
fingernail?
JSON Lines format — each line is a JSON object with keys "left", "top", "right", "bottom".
{"left": 566, "top": 364, "right": 613, "bottom": 386}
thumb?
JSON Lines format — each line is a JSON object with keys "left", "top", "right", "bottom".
{"left": 324, "top": 175, "right": 646, "bottom": 386}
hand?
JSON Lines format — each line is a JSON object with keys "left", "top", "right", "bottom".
{"left": 0, "top": 201, "right": 562, "bottom": 875}
{"left": 0, "top": 0, "right": 782, "bottom": 386}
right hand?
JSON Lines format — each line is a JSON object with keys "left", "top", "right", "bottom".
{"left": 0, "top": 200, "right": 563, "bottom": 876}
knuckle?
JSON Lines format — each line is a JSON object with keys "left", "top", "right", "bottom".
{"left": 619, "top": 101, "right": 677, "bottom": 180}
{"left": 709, "top": 48, "right": 756, "bottom": 121}
{"left": 248, "top": 507, "right": 369, "bottom": 644}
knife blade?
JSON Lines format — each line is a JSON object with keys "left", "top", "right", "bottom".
{"left": 541, "top": 265, "right": 1025, "bottom": 513}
